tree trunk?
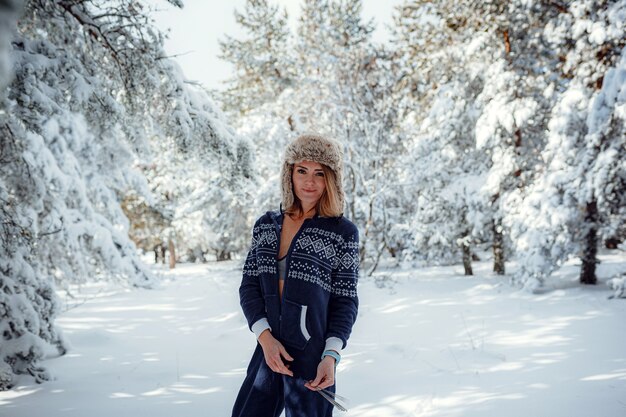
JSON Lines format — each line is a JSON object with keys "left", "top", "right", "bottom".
{"left": 461, "top": 234, "right": 473, "bottom": 276}
{"left": 580, "top": 200, "right": 598, "bottom": 285}
{"left": 492, "top": 218, "right": 505, "bottom": 275}
{"left": 168, "top": 238, "right": 176, "bottom": 269}
{"left": 217, "top": 250, "right": 231, "bottom": 261}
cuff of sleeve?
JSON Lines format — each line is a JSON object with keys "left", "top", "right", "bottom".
{"left": 251, "top": 318, "right": 271, "bottom": 339}
{"left": 324, "top": 337, "right": 343, "bottom": 353}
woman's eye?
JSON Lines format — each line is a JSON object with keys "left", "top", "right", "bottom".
{"left": 316, "top": 172, "right": 325, "bottom": 177}
{"left": 297, "top": 169, "right": 306, "bottom": 174}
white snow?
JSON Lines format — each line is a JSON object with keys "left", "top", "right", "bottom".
{"left": 1, "top": 253, "right": 625, "bottom": 416}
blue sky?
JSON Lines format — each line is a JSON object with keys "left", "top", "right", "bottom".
{"left": 148, "top": 0, "right": 402, "bottom": 91}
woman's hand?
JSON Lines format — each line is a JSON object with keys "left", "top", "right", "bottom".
{"left": 304, "top": 355, "right": 336, "bottom": 391}
{"left": 258, "top": 330, "right": 294, "bottom": 376}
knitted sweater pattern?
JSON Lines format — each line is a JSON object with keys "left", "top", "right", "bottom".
{"left": 239, "top": 209, "right": 359, "bottom": 352}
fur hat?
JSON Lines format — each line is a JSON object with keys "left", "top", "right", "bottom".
{"left": 280, "top": 134, "right": 345, "bottom": 213}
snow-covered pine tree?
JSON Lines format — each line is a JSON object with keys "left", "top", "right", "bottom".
{"left": 140, "top": 59, "right": 253, "bottom": 263}
{"left": 219, "top": 0, "right": 294, "bottom": 116}
{"left": 292, "top": 0, "right": 412, "bottom": 274}
{"left": 342, "top": 47, "right": 409, "bottom": 274}
{"left": 0, "top": 124, "right": 69, "bottom": 390}
{"left": 398, "top": 79, "right": 490, "bottom": 271}
{"left": 581, "top": 45, "right": 626, "bottom": 288}
{"left": 0, "top": 0, "right": 249, "bottom": 388}
{"left": 472, "top": 1, "right": 563, "bottom": 276}
{"left": 504, "top": 0, "right": 626, "bottom": 291}
{"left": 0, "top": 0, "right": 68, "bottom": 391}
{"left": 391, "top": 0, "right": 493, "bottom": 272}
{"left": 390, "top": 0, "right": 483, "bottom": 111}
{"left": 9, "top": 0, "right": 172, "bottom": 290}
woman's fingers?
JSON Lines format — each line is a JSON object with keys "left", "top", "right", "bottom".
{"left": 305, "top": 359, "right": 335, "bottom": 390}
{"left": 315, "top": 372, "right": 334, "bottom": 390}
{"left": 261, "top": 340, "right": 295, "bottom": 376}
{"left": 267, "top": 351, "right": 292, "bottom": 376}
{"left": 278, "top": 362, "right": 294, "bottom": 376}
{"left": 275, "top": 343, "right": 293, "bottom": 376}
{"left": 271, "top": 354, "right": 290, "bottom": 376}
{"left": 280, "top": 345, "right": 294, "bottom": 362}
{"left": 317, "top": 375, "right": 334, "bottom": 390}
{"left": 307, "top": 369, "right": 326, "bottom": 389}
{"left": 263, "top": 351, "right": 281, "bottom": 374}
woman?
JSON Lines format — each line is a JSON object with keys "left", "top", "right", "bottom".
{"left": 231, "top": 134, "right": 360, "bottom": 417}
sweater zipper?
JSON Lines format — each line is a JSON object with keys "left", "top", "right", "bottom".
{"left": 283, "top": 218, "right": 311, "bottom": 302}
{"left": 271, "top": 218, "right": 282, "bottom": 311}
{"left": 270, "top": 217, "right": 282, "bottom": 337}
{"left": 273, "top": 215, "right": 312, "bottom": 316}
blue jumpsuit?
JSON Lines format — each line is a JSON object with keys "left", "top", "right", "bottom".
{"left": 231, "top": 208, "right": 359, "bottom": 417}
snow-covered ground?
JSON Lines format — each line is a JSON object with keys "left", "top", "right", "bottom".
{"left": 1, "top": 252, "right": 625, "bottom": 417}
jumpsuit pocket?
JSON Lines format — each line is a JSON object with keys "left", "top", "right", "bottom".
{"left": 280, "top": 299, "right": 312, "bottom": 350}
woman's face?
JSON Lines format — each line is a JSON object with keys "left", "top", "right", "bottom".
{"left": 292, "top": 160, "right": 326, "bottom": 208}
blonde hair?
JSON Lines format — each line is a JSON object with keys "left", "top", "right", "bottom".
{"left": 285, "top": 164, "right": 343, "bottom": 218}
